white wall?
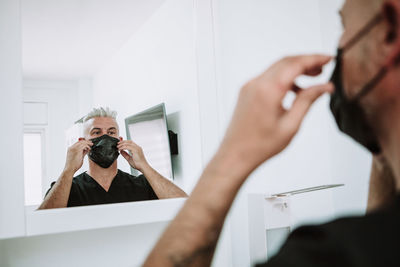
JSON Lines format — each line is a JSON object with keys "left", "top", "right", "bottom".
{"left": 212, "top": 0, "right": 371, "bottom": 266}
{"left": 1, "top": 221, "right": 168, "bottom": 267}
{"left": 77, "top": 78, "right": 94, "bottom": 118}
{"left": 23, "top": 80, "right": 83, "bottom": 199}
{"left": 92, "top": 0, "right": 203, "bottom": 192}
{"left": 0, "top": 0, "right": 25, "bottom": 239}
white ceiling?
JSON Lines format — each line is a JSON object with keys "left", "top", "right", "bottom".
{"left": 22, "top": 0, "right": 165, "bottom": 80}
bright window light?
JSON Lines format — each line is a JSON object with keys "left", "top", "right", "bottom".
{"left": 128, "top": 118, "right": 172, "bottom": 179}
{"left": 125, "top": 103, "right": 174, "bottom": 180}
{"left": 23, "top": 132, "right": 43, "bottom": 206}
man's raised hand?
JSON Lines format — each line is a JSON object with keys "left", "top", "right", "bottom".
{"left": 218, "top": 55, "right": 334, "bottom": 175}
{"left": 118, "top": 140, "right": 148, "bottom": 172}
{"left": 63, "top": 139, "right": 93, "bottom": 174}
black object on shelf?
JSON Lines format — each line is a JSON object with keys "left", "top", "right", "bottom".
{"left": 168, "top": 130, "right": 178, "bottom": 155}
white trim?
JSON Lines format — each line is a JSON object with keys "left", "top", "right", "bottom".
{"left": 23, "top": 101, "right": 49, "bottom": 126}
{"left": 193, "top": 2, "right": 232, "bottom": 266}
{"left": 25, "top": 198, "right": 186, "bottom": 237}
{"left": 23, "top": 79, "right": 79, "bottom": 90}
{"left": 193, "top": 0, "right": 222, "bottom": 166}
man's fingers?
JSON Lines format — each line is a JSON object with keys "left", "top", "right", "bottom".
{"left": 292, "top": 84, "right": 302, "bottom": 93}
{"left": 117, "top": 142, "right": 139, "bottom": 151}
{"left": 120, "top": 150, "right": 131, "bottom": 160}
{"left": 117, "top": 144, "right": 129, "bottom": 150}
{"left": 304, "top": 66, "right": 323, "bottom": 76}
{"left": 76, "top": 140, "right": 92, "bottom": 147}
{"left": 282, "top": 82, "right": 333, "bottom": 132}
{"left": 79, "top": 143, "right": 91, "bottom": 150}
{"left": 118, "top": 140, "right": 138, "bottom": 147}
{"left": 84, "top": 140, "right": 93, "bottom": 146}
{"left": 120, "top": 149, "right": 131, "bottom": 155}
{"left": 278, "top": 55, "right": 332, "bottom": 86}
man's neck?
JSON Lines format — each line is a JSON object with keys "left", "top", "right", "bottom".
{"left": 87, "top": 161, "right": 118, "bottom": 191}
{"left": 381, "top": 117, "right": 400, "bottom": 191}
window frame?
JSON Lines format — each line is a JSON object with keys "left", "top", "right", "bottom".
{"left": 23, "top": 127, "right": 47, "bottom": 203}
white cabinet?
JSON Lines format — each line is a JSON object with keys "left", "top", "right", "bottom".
{"left": 248, "top": 194, "right": 291, "bottom": 264}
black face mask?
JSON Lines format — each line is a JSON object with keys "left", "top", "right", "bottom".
{"left": 330, "top": 13, "right": 386, "bottom": 154}
{"left": 88, "top": 134, "right": 120, "bottom": 168}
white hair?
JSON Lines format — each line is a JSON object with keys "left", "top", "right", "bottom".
{"left": 75, "top": 107, "right": 117, "bottom": 124}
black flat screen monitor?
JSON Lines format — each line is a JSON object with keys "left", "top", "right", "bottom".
{"left": 125, "top": 103, "right": 173, "bottom": 180}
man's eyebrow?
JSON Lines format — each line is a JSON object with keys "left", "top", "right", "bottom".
{"left": 90, "top": 127, "right": 101, "bottom": 133}
{"left": 107, "top": 127, "right": 117, "bottom": 131}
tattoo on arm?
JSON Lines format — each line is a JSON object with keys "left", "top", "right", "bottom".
{"left": 169, "top": 242, "right": 216, "bottom": 267}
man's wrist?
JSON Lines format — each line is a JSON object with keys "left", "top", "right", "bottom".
{"left": 137, "top": 162, "right": 151, "bottom": 174}
{"left": 61, "top": 168, "right": 76, "bottom": 179}
{"left": 206, "top": 145, "right": 255, "bottom": 185}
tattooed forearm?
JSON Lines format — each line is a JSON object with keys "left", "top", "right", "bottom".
{"left": 167, "top": 221, "right": 222, "bottom": 267}
{"left": 169, "top": 242, "right": 216, "bottom": 267}
{"left": 143, "top": 154, "right": 246, "bottom": 267}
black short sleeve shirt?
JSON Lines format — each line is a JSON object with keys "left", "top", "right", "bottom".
{"left": 46, "top": 169, "right": 158, "bottom": 207}
{"left": 256, "top": 194, "right": 400, "bottom": 267}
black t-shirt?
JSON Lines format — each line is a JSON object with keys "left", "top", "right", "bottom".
{"left": 46, "top": 169, "right": 158, "bottom": 207}
{"left": 256, "top": 194, "right": 400, "bottom": 267}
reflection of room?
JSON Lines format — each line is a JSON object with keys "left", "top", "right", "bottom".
{"left": 21, "top": 0, "right": 202, "bottom": 206}
{"left": 1, "top": 0, "right": 374, "bottom": 266}
{"left": 22, "top": 79, "right": 92, "bottom": 205}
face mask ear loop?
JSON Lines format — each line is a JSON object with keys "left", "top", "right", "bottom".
{"left": 343, "top": 14, "right": 386, "bottom": 102}
{"left": 352, "top": 67, "right": 389, "bottom": 102}
{"left": 352, "top": 51, "right": 400, "bottom": 102}
{"left": 342, "top": 14, "right": 384, "bottom": 52}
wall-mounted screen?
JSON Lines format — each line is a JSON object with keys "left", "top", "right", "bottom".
{"left": 125, "top": 103, "right": 173, "bottom": 180}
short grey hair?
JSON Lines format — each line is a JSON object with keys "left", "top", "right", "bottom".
{"left": 75, "top": 107, "right": 117, "bottom": 124}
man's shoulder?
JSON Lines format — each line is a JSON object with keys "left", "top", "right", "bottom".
{"left": 292, "top": 206, "right": 400, "bottom": 244}
{"left": 323, "top": 204, "right": 398, "bottom": 233}
{"left": 266, "top": 206, "right": 400, "bottom": 266}
{"left": 71, "top": 172, "right": 89, "bottom": 184}
{"left": 48, "top": 172, "right": 86, "bottom": 188}
{"left": 262, "top": 208, "right": 400, "bottom": 267}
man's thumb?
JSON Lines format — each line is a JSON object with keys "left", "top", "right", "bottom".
{"left": 284, "top": 83, "right": 333, "bottom": 130}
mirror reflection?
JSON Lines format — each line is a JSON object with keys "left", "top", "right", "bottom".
{"left": 21, "top": 0, "right": 191, "bottom": 208}
{"left": 38, "top": 106, "right": 187, "bottom": 209}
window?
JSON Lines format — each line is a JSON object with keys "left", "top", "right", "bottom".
{"left": 23, "top": 132, "right": 44, "bottom": 206}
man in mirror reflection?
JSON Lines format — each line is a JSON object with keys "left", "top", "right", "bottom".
{"left": 38, "top": 107, "right": 187, "bottom": 209}
{"left": 144, "top": 0, "right": 400, "bottom": 266}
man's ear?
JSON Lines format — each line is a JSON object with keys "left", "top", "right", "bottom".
{"left": 383, "top": 0, "right": 400, "bottom": 66}
{"left": 119, "top": 137, "right": 123, "bottom": 141}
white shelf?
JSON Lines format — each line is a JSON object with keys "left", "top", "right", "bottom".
{"left": 25, "top": 198, "right": 186, "bottom": 237}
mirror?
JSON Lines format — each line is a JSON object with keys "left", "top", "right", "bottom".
{"left": 21, "top": 0, "right": 202, "bottom": 208}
